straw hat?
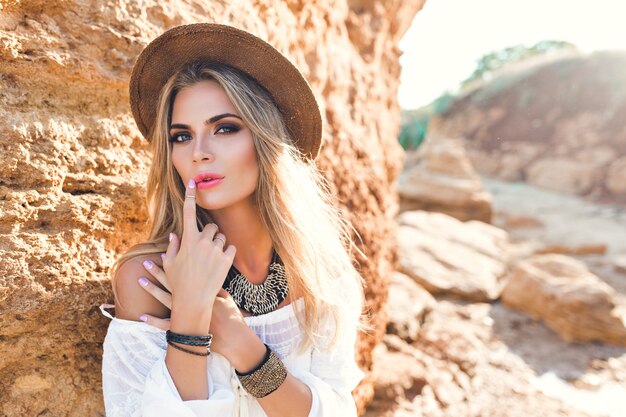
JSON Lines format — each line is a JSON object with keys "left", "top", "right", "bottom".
{"left": 129, "top": 23, "right": 322, "bottom": 160}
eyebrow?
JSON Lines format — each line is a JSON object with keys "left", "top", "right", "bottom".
{"left": 169, "top": 113, "right": 242, "bottom": 131}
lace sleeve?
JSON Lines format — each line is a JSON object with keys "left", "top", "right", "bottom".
{"left": 101, "top": 316, "right": 236, "bottom": 417}
{"left": 292, "top": 308, "right": 365, "bottom": 417}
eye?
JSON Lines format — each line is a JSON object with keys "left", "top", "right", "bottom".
{"left": 216, "top": 124, "right": 240, "bottom": 135}
{"left": 169, "top": 132, "right": 192, "bottom": 143}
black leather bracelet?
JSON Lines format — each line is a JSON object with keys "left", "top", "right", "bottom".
{"left": 167, "top": 339, "right": 211, "bottom": 356}
{"left": 166, "top": 330, "right": 213, "bottom": 347}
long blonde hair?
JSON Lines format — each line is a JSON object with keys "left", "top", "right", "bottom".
{"left": 111, "top": 61, "right": 366, "bottom": 350}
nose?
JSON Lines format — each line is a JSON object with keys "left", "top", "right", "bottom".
{"left": 191, "top": 133, "right": 214, "bottom": 163}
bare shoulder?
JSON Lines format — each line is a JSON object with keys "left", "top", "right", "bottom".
{"left": 112, "top": 253, "right": 169, "bottom": 322}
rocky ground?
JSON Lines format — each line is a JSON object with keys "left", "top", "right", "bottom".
{"left": 486, "top": 178, "right": 626, "bottom": 293}
{"left": 487, "top": 177, "right": 626, "bottom": 416}
{"left": 366, "top": 176, "right": 626, "bottom": 417}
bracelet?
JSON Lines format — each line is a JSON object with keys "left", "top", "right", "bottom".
{"left": 235, "top": 344, "right": 271, "bottom": 376}
{"left": 166, "top": 330, "right": 213, "bottom": 347}
{"left": 235, "top": 344, "right": 287, "bottom": 398}
{"left": 167, "top": 340, "right": 211, "bottom": 356}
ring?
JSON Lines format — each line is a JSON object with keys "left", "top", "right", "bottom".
{"left": 214, "top": 236, "right": 226, "bottom": 245}
{"left": 185, "top": 195, "right": 196, "bottom": 199}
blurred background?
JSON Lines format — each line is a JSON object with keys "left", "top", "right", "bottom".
{"left": 375, "top": 1, "right": 626, "bottom": 416}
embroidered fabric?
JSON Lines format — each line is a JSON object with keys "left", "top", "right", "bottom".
{"left": 100, "top": 298, "right": 364, "bottom": 417}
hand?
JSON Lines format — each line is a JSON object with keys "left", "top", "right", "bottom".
{"left": 137, "top": 270, "right": 252, "bottom": 359}
{"left": 209, "top": 289, "right": 249, "bottom": 357}
{"left": 136, "top": 260, "right": 172, "bottom": 331}
{"left": 163, "top": 179, "right": 237, "bottom": 327}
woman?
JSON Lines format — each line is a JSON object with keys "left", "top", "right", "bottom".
{"left": 100, "top": 23, "right": 366, "bottom": 417}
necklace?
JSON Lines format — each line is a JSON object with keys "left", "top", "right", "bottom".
{"left": 222, "top": 249, "right": 289, "bottom": 316}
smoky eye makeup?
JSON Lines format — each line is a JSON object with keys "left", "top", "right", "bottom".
{"left": 215, "top": 123, "right": 241, "bottom": 134}
{"left": 168, "top": 117, "right": 244, "bottom": 142}
{"left": 168, "top": 125, "right": 242, "bottom": 142}
{"left": 168, "top": 132, "right": 192, "bottom": 143}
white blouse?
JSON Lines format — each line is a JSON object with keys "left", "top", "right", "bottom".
{"left": 100, "top": 298, "right": 364, "bottom": 417}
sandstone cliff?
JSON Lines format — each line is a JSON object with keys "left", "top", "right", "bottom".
{"left": 0, "top": 1, "right": 425, "bottom": 415}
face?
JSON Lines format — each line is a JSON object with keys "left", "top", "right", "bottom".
{"left": 169, "top": 80, "right": 259, "bottom": 212}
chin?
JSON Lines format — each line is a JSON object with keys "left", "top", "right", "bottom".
{"left": 195, "top": 195, "right": 239, "bottom": 211}
{"left": 195, "top": 199, "right": 225, "bottom": 211}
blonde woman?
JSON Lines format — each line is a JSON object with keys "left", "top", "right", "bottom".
{"left": 100, "top": 23, "right": 366, "bottom": 417}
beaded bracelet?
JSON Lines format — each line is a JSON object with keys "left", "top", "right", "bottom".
{"left": 235, "top": 344, "right": 287, "bottom": 398}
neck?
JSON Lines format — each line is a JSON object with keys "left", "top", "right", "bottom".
{"left": 208, "top": 197, "right": 273, "bottom": 283}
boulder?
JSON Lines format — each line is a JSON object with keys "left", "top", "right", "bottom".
{"left": 398, "top": 138, "right": 493, "bottom": 223}
{"left": 364, "top": 335, "right": 428, "bottom": 416}
{"left": 386, "top": 272, "right": 436, "bottom": 342}
{"left": 397, "top": 210, "right": 510, "bottom": 302}
{"left": 526, "top": 158, "right": 600, "bottom": 195}
{"left": 502, "top": 254, "right": 626, "bottom": 346}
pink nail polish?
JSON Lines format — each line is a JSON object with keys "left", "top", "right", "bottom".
{"left": 188, "top": 179, "right": 195, "bottom": 189}
{"left": 169, "top": 233, "right": 174, "bottom": 242}
{"left": 143, "top": 260, "right": 153, "bottom": 269}
{"left": 138, "top": 277, "right": 149, "bottom": 287}
{"left": 139, "top": 315, "right": 147, "bottom": 322}
{"left": 160, "top": 253, "right": 166, "bottom": 261}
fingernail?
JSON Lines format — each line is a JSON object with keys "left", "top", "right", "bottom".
{"left": 169, "top": 233, "right": 174, "bottom": 242}
{"left": 160, "top": 253, "right": 166, "bottom": 261}
{"left": 139, "top": 315, "right": 147, "bottom": 322}
{"left": 143, "top": 260, "right": 153, "bottom": 269}
{"left": 138, "top": 277, "right": 149, "bottom": 287}
{"left": 188, "top": 179, "right": 195, "bottom": 189}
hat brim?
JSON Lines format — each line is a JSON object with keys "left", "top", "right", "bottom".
{"left": 129, "top": 23, "right": 322, "bottom": 160}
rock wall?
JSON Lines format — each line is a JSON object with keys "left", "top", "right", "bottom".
{"left": 0, "top": 0, "right": 425, "bottom": 415}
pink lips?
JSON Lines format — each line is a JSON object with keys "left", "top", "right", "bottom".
{"left": 193, "top": 172, "right": 223, "bottom": 183}
{"left": 197, "top": 177, "right": 224, "bottom": 189}
{"left": 193, "top": 172, "right": 224, "bottom": 190}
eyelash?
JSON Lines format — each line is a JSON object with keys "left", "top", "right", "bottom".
{"left": 169, "top": 124, "right": 241, "bottom": 143}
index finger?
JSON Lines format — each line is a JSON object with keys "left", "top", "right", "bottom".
{"left": 183, "top": 178, "right": 198, "bottom": 240}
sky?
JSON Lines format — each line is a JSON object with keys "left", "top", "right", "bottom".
{"left": 398, "top": 0, "right": 626, "bottom": 110}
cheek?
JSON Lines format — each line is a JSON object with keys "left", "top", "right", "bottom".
{"left": 243, "top": 143, "right": 259, "bottom": 181}
{"left": 230, "top": 136, "right": 257, "bottom": 173}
